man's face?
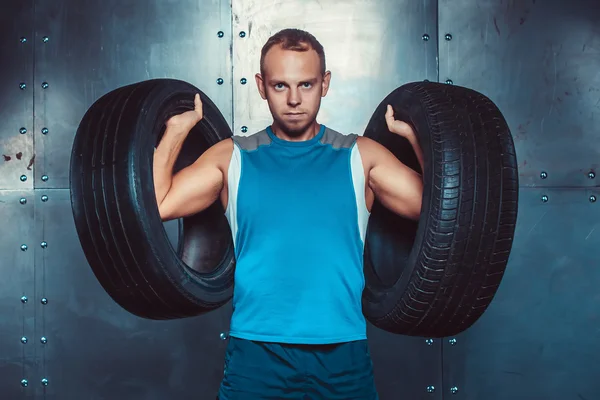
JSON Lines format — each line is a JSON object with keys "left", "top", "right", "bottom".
{"left": 256, "top": 44, "right": 331, "bottom": 137}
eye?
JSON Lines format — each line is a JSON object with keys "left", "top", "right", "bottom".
{"left": 274, "top": 83, "right": 285, "bottom": 90}
{"left": 302, "top": 82, "right": 312, "bottom": 88}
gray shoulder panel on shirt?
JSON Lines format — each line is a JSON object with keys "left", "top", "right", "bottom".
{"left": 320, "top": 127, "right": 358, "bottom": 149}
{"left": 232, "top": 129, "right": 271, "bottom": 151}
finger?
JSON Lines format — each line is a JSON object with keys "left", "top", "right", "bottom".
{"left": 385, "top": 105, "right": 394, "bottom": 127}
{"left": 194, "top": 93, "right": 202, "bottom": 112}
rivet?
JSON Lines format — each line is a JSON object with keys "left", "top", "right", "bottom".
{"left": 19, "top": 83, "right": 26, "bottom": 90}
{"left": 41, "top": 298, "right": 48, "bottom": 305}
{"left": 19, "top": 198, "right": 27, "bottom": 205}
{"left": 445, "top": 79, "right": 453, "bottom": 85}
{"left": 20, "top": 127, "right": 27, "bottom": 134}
{"left": 217, "top": 78, "right": 224, "bottom": 85}
{"left": 21, "top": 336, "right": 28, "bottom": 344}
{"left": 240, "top": 78, "right": 247, "bottom": 85}
{"left": 425, "top": 338, "right": 434, "bottom": 345}
{"left": 42, "top": 127, "right": 48, "bottom": 135}
{"left": 241, "top": 126, "right": 248, "bottom": 133}
{"left": 239, "top": 31, "right": 246, "bottom": 38}
{"left": 41, "top": 241, "right": 48, "bottom": 249}
{"left": 20, "top": 175, "right": 27, "bottom": 182}
{"left": 422, "top": 34, "right": 430, "bottom": 41}
{"left": 21, "top": 296, "right": 28, "bottom": 303}
{"left": 21, "top": 379, "right": 28, "bottom": 387}
{"left": 540, "top": 171, "right": 548, "bottom": 179}
{"left": 41, "top": 195, "right": 49, "bottom": 202}
{"left": 445, "top": 33, "right": 453, "bottom": 41}
{"left": 541, "top": 195, "right": 548, "bottom": 202}
{"left": 40, "top": 336, "right": 47, "bottom": 344}
{"left": 21, "top": 244, "right": 28, "bottom": 251}
{"left": 217, "top": 31, "right": 224, "bottom": 38}
{"left": 590, "top": 195, "right": 597, "bottom": 203}
{"left": 41, "top": 175, "right": 48, "bottom": 182}
{"left": 449, "top": 338, "right": 457, "bottom": 345}
{"left": 42, "top": 36, "right": 49, "bottom": 43}
{"left": 20, "top": 37, "right": 27, "bottom": 43}
{"left": 589, "top": 171, "right": 596, "bottom": 179}
{"left": 41, "top": 82, "right": 49, "bottom": 89}
{"left": 426, "top": 386, "right": 435, "bottom": 393}
{"left": 41, "top": 378, "right": 48, "bottom": 386}
{"left": 450, "top": 386, "right": 458, "bottom": 394}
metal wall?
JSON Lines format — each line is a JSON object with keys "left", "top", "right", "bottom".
{"left": 438, "top": 1, "right": 600, "bottom": 399}
{"left": 1, "top": 1, "right": 235, "bottom": 399}
{"left": 0, "top": 0, "right": 598, "bottom": 399}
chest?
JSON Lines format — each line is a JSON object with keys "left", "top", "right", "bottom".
{"left": 237, "top": 145, "right": 358, "bottom": 221}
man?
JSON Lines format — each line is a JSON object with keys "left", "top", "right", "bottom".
{"left": 153, "top": 29, "right": 424, "bottom": 399}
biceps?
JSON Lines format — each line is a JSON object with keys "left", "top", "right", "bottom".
{"left": 369, "top": 161, "right": 423, "bottom": 220}
{"left": 159, "top": 163, "right": 223, "bottom": 221}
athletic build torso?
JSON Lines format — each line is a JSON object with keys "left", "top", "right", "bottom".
{"left": 218, "top": 124, "right": 373, "bottom": 344}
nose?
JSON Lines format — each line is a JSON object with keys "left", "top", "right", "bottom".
{"left": 287, "top": 88, "right": 301, "bottom": 107}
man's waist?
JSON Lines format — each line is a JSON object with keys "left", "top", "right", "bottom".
{"left": 229, "top": 304, "right": 367, "bottom": 344}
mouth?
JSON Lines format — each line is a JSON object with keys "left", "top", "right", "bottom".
{"left": 284, "top": 112, "right": 305, "bottom": 120}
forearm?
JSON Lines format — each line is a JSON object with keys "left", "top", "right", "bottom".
{"left": 153, "top": 126, "right": 190, "bottom": 206}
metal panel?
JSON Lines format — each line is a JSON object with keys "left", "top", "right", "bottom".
{"left": 439, "top": 0, "right": 600, "bottom": 187}
{"left": 368, "top": 325, "right": 443, "bottom": 400}
{"left": 33, "top": 0, "right": 234, "bottom": 189}
{"left": 0, "top": 1, "right": 35, "bottom": 190}
{"left": 231, "top": 0, "right": 439, "bottom": 137}
{"left": 31, "top": 189, "right": 233, "bottom": 398}
{"left": 442, "top": 187, "right": 600, "bottom": 400}
{"left": 0, "top": 191, "right": 36, "bottom": 398}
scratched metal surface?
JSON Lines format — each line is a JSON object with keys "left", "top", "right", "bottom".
{"left": 0, "top": 1, "right": 35, "bottom": 190}
{"left": 442, "top": 188, "right": 600, "bottom": 400}
{"left": 32, "top": 0, "right": 234, "bottom": 189}
{"left": 28, "top": 189, "right": 233, "bottom": 399}
{"left": 438, "top": 0, "right": 600, "bottom": 188}
{"left": 0, "top": 191, "right": 36, "bottom": 399}
{"left": 1, "top": 0, "right": 235, "bottom": 398}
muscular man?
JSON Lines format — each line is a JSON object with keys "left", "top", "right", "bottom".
{"left": 153, "top": 28, "right": 424, "bottom": 399}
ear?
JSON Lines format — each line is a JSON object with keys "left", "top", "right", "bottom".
{"left": 321, "top": 71, "right": 332, "bottom": 97}
{"left": 255, "top": 73, "right": 267, "bottom": 100}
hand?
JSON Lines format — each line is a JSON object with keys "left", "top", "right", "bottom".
{"left": 385, "top": 104, "right": 415, "bottom": 139}
{"left": 166, "top": 93, "right": 204, "bottom": 131}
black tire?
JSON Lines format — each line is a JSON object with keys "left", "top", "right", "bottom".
{"left": 69, "top": 78, "right": 235, "bottom": 319}
{"left": 362, "top": 81, "right": 518, "bottom": 337}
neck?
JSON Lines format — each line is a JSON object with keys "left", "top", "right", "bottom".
{"left": 271, "top": 120, "right": 320, "bottom": 142}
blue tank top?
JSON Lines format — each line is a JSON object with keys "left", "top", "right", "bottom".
{"left": 224, "top": 124, "right": 370, "bottom": 344}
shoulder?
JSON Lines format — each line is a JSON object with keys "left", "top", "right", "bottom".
{"left": 231, "top": 129, "right": 271, "bottom": 151}
{"left": 208, "top": 137, "right": 234, "bottom": 155}
{"left": 199, "top": 137, "right": 234, "bottom": 173}
{"left": 356, "top": 135, "right": 383, "bottom": 150}
{"left": 320, "top": 127, "right": 358, "bottom": 149}
{"left": 356, "top": 136, "right": 394, "bottom": 168}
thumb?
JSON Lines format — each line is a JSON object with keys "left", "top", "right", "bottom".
{"left": 385, "top": 104, "right": 395, "bottom": 123}
{"left": 194, "top": 93, "right": 203, "bottom": 114}
{"left": 386, "top": 104, "right": 394, "bottom": 119}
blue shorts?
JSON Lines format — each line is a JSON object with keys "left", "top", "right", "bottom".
{"left": 218, "top": 336, "right": 379, "bottom": 400}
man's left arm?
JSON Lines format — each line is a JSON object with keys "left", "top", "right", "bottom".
{"left": 357, "top": 105, "right": 425, "bottom": 221}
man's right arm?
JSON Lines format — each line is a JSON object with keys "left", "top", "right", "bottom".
{"left": 153, "top": 127, "right": 233, "bottom": 222}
